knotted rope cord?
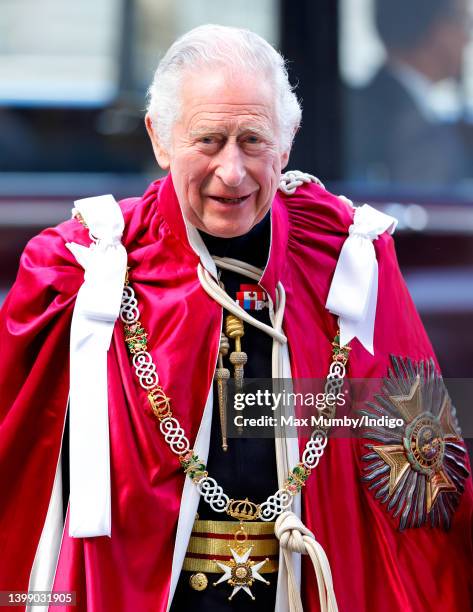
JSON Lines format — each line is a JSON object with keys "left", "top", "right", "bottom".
{"left": 276, "top": 512, "right": 338, "bottom": 612}
{"left": 212, "top": 256, "right": 262, "bottom": 280}
{"left": 197, "top": 257, "right": 338, "bottom": 612}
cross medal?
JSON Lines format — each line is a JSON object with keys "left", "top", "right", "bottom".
{"left": 213, "top": 523, "right": 270, "bottom": 600}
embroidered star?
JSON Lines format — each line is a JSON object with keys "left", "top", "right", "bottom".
{"left": 361, "top": 356, "right": 468, "bottom": 529}
{"left": 213, "top": 547, "right": 269, "bottom": 600}
{"left": 372, "top": 376, "right": 460, "bottom": 513}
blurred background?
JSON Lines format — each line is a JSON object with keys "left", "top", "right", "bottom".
{"left": 1, "top": 0, "right": 473, "bottom": 381}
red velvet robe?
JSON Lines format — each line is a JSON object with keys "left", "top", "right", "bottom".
{"left": 0, "top": 174, "right": 472, "bottom": 611}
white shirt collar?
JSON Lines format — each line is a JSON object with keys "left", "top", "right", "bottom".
{"left": 389, "top": 61, "right": 461, "bottom": 123}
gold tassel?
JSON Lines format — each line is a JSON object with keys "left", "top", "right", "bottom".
{"left": 225, "top": 315, "right": 247, "bottom": 392}
{"left": 215, "top": 332, "right": 230, "bottom": 451}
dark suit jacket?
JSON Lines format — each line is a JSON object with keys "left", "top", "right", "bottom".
{"left": 344, "top": 66, "right": 469, "bottom": 186}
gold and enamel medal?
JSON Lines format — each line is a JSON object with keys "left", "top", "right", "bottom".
{"left": 213, "top": 523, "right": 269, "bottom": 601}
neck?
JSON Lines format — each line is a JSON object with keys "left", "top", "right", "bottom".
{"left": 389, "top": 49, "right": 443, "bottom": 83}
{"left": 199, "top": 211, "right": 271, "bottom": 269}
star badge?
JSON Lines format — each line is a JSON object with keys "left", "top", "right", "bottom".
{"left": 213, "top": 546, "right": 270, "bottom": 601}
{"left": 372, "top": 374, "right": 457, "bottom": 512}
{"left": 361, "top": 356, "right": 468, "bottom": 530}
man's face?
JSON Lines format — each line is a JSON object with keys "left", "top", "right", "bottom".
{"left": 431, "top": 0, "right": 470, "bottom": 80}
{"left": 146, "top": 68, "right": 290, "bottom": 238}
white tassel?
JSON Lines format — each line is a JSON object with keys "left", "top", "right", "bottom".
{"left": 275, "top": 511, "right": 338, "bottom": 612}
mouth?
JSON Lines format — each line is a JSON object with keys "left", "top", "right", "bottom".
{"left": 207, "top": 194, "right": 251, "bottom": 205}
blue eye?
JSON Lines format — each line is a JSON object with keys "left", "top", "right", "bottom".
{"left": 242, "top": 133, "right": 265, "bottom": 147}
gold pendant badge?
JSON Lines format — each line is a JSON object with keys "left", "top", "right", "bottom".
{"left": 213, "top": 524, "right": 269, "bottom": 600}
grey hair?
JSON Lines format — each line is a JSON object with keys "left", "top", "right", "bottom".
{"left": 146, "top": 24, "right": 302, "bottom": 152}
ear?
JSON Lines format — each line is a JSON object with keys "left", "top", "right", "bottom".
{"left": 280, "top": 148, "right": 290, "bottom": 171}
{"left": 280, "top": 125, "right": 298, "bottom": 170}
{"left": 145, "top": 113, "right": 170, "bottom": 170}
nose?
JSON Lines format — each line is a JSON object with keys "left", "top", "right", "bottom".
{"left": 214, "top": 142, "right": 246, "bottom": 187}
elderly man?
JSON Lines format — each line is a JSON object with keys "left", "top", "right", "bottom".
{"left": 0, "top": 24, "right": 472, "bottom": 612}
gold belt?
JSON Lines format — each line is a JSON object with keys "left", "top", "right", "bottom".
{"left": 183, "top": 519, "right": 279, "bottom": 574}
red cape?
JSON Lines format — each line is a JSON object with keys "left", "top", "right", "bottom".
{"left": 1, "top": 174, "right": 472, "bottom": 611}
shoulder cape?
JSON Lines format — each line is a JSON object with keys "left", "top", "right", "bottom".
{"left": 0, "top": 174, "right": 471, "bottom": 611}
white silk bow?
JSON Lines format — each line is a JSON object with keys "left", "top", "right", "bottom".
{"left": 325, "top": 204, "right": 397, "bottom": 354}
{"left": 66, "top": 195, "right": 127, "bottom": 537}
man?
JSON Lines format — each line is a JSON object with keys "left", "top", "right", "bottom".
{"left": 1, "top": 24, "right": 472, "bottom": 612}
{"left": 346, "top": 0, "right": 472, "bottom": 186}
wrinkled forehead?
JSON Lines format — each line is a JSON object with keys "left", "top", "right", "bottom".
{"left": 176, "top": 66, "right": 279, "bottom": 133}
{"left": 187, "top": 106, "right": 278, "bottom": 138}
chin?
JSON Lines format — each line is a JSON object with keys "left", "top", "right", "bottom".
{"left": 202, "top": 218, "right": 254, "bottom": 238}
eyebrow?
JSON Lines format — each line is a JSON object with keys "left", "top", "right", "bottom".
{"left": 189, "top": 126, "right": 227, "bottom": 138}
{"left": 189, "top": 124, "right": 273, "bottom": 140}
